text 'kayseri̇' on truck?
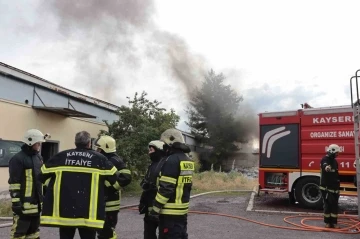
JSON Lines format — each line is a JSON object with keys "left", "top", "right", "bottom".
{"left": 258, "top": 104, "right": 356, "bottom": 209}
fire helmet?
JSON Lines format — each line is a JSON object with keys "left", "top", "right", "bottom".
{"left": 160, "top": 128, "right": 185, "bottom": 146}
{"left": 149, "top": 140, "right": 165, "bottom": 151}
{"left": 327, "top": 144, "right": 341, "bottom": 155}
{"left": 23, "top": 129, "right": 47, "bottom": 146}
{"left": 94, "top": 135, "right": 116, "bottom": 153}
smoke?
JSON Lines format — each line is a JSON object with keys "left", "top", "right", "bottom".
{"left": 40, "top": 0, "right": 205, "bottom": 102}
{"left": 36, "top": 0, "right": 258, "bottom": 144}
{"left": 152, "top": 31, "right": 206, "bottom": 96}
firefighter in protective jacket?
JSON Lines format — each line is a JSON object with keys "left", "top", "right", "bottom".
{"left": 139, "top": 140, "right": 166, "bottom": 239}
{"left": 320, "top": 144, "right": 341, "bottom": 229}
{"left": 148, "top": 128, "right": 194, "bottom": 239}
{"left": 39, "top": 131, "right": 121, "bottom": 239}
{"left": 94, "top": 135, "right": 132, "bottom": 239}
{"left": 8, "top": 129, "right": 48, "bottom": 239}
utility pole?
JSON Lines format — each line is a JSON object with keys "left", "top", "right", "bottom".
{"left": 350, "top": 70, "right": 360, "bottom": 220}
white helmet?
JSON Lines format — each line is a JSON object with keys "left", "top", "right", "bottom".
{"left": 327, "top": 144, "right": 340, "bottom": 155}
{"left": 149, "top": 140, "right": 165, "bottom": 151}
{"left": 23, "top": 129, "right": 48, "bottom": 146}
{"left": 160, "top": 128, "right": 185, "bottom": 146}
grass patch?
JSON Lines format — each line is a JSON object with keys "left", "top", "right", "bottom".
{"left": 191, "top": 171, "right": 257, "bottom": 194}
{"left": 0, "top": 199, "right": 12, "bottom": 217}
{"left": 121, "top": 179, "right": 143, "bottom": 197}
{"left": 0, "top": 171, "right": 257, "bottom": 216}
{"left": 122, "top": 171, "right": 257, "bottom": 196}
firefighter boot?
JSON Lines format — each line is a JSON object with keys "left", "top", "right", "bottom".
{"left": 325, "top": 223, "right": 331, "bottom": 228}
{"left": 332, "top": 224, "right": 340, "bottom": 229}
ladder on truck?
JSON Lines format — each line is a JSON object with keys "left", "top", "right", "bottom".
{"left": 350, "top": 69, "right": 360, "bottom": 220}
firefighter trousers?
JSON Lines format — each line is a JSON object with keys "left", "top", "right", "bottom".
{"left": 321, "top": 190, "right": 339, "bottom": 224}
{"left": 59, "top": 227, "right": 96, "bottom": 239}
{"left": 97, "top": 211, "right": 119, "bottom": 239}
{"left": 10, "top": 214, "right": 40, "bottom": 239}
{"left": 144, "top": 214, "right": 159, "bottom": 239}
{"left": 158, "top": 215, "right": 188, "bottom": 239}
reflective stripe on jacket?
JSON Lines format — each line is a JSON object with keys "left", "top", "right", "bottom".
{"left": 39, "top": 148, "right": 121, "bottom": 229}
{"left": 104, "top": 153, "right": 132, "bottom": 212}
{"left": 152, "top": 149, "right": 194, "bottom": 216}
{"left": 8, "top": 145, "right": 43, "bottom": 216}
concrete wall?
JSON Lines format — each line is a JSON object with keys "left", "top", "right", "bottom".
{"left": 221, "top": 152, "right": 259, "bottom": 171}
{"left": 183, "top": 134, "right": 198, "bottom": 147}
{"left": 0, "top": 99, "right": 108, "bottom": 191}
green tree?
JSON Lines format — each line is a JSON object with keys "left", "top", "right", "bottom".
{"left": 186, "top": 69, "right": 250, "bottom": 167}
{"left": 101, "top": 91, "right": 180, "bottom": 176}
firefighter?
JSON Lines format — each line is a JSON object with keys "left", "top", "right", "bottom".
{"left": 139, "top": 140, "right": 166, "bottom": 239}
{"left": 8, "top": 129, "right": 48, "bottom": 239}
{"left": 319, "top": 144, "right": 341, "bottom": 229}
{"left": 94, "top": 135, "right": 132, "bottom": 239}
{"left": 39, "top": 131, "right": 121, "bottom": 239}
{"left": 148, "top": 128, "right": 194, "bottom": 239}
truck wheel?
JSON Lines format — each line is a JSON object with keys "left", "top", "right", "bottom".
{"left": 289, "top": 191, "right": 296, "bottom": 205}
{"left": 294, "top": 177, "right": 323, "bottom": 209}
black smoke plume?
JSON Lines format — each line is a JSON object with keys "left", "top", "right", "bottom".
{"left": 41, "top": 0, "right": 205, "bottom": 101}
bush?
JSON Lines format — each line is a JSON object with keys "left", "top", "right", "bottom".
{"left": 192, "top": 171, "right": 257, "bottom": 193}
{"left": 0, "top": 199, "right": 12, "bottom": 217}
{"left": 121, "top": 179, "right": 143, "bottom": 196}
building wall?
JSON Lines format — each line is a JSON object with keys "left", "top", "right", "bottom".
{"left": 0, "top": 99, "right": 108, "bottom": 191}
{"left": 183, "top": 134, "right": 198, "bottom": 146}
{"left": 221, "top": 153, "right": 259, "bottom": 171}
{"left": 221, "top": 142, "right": 259, "bottom": 171}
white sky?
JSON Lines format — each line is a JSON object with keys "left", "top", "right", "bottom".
{"left": 1, "top": 0, "right": 360, "bottom": 131}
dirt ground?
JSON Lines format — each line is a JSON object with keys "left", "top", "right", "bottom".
{"left": 0, "top": 192, "right": 359, "bottom": 239}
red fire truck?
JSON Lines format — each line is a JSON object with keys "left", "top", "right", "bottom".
{"left": 258, "top": 104, "right": 357, "bottom": 209}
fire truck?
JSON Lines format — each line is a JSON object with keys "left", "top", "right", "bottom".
{"left": 257, "top": 103, "right": 357, "bottom": 209}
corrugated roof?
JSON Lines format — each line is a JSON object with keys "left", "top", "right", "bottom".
{"left": 0, "top": 62, "right": 121, "bottom": 112}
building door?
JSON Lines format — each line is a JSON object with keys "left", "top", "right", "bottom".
{"left": 41, "top": 141, "right": 59, "bottom": 163}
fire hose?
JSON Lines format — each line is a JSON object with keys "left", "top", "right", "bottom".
{"left": 126, "top": 208, "right": 360, "bottom": 234}
{"left": 0, "top": 190, "right": 359, "bottom": 234}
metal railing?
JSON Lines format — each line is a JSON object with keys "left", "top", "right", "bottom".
{"left": 349, "top": 69, "right": 360, "bottom": 220}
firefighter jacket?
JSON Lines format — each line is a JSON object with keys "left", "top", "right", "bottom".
{"left": 104, "top": 153, "right": 132, "bottom": 212}
{"left": 152, "top": 147, "right": 194, "bottom": 216}
{"left": 139, "top": 152, "right": 166, "bottom": 214}
{"left": 39, "top": 147, "right": 121, "bottom": 229}
{"left": 8, "top": 144, "right": 43, "bottom": 216}
{"left": 320, "top": 155, "right": 340, "bottom": 192}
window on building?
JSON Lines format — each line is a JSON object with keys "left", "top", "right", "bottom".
{"left": 0, "top": 140, "right": 23, "bottom": 167}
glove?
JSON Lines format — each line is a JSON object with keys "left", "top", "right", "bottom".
{"left": 325, "top": 165, "right": 331, "bottom": 172}
{"left": 138, "top": 203, "right": 147, "bottom": 214}
{"left": 12, "top": 202, "right": 23, "bottom": 215}
{"left": 147, "top": 209, "right": 159, "bottom": 222}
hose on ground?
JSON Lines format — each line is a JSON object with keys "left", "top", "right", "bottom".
{"left": 0, "top": 189, "right": 359, "bottom": 234}
{"left": 128, "top": 189, "right": 360, "bottom": 234}
{"left": 127, "top": 207, "right": 360, "bottom": 234}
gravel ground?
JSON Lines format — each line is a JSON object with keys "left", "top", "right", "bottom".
{"left": 253, "top": 192, "right": 359, "bottom": 214}
{"left": 0, "top": 192, "right": 359, "bottom": 239}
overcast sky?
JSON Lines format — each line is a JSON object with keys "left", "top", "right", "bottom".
{"left": 1, "top": 0, "right": 360, "bottom": 132}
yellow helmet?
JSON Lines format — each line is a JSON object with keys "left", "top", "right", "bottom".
{"left": 160, "top": 128, "right": 185, "bottom": 146}
{"left": 94, "top": 135, "right": 116, "bottom": 153}
{"left": 149, "top": 140, "right": 165, "bottom": 151}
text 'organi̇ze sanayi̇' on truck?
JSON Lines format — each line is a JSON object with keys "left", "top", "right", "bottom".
{"left": 258, "top": 104, "right": 356, "bottom": 209}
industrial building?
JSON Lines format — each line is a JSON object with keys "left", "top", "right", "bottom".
{"left": 0, "top": 62, "right": 201, "bottom": 191}
{"left": 0, "top": 62, "right": 120, "bottom": 191}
